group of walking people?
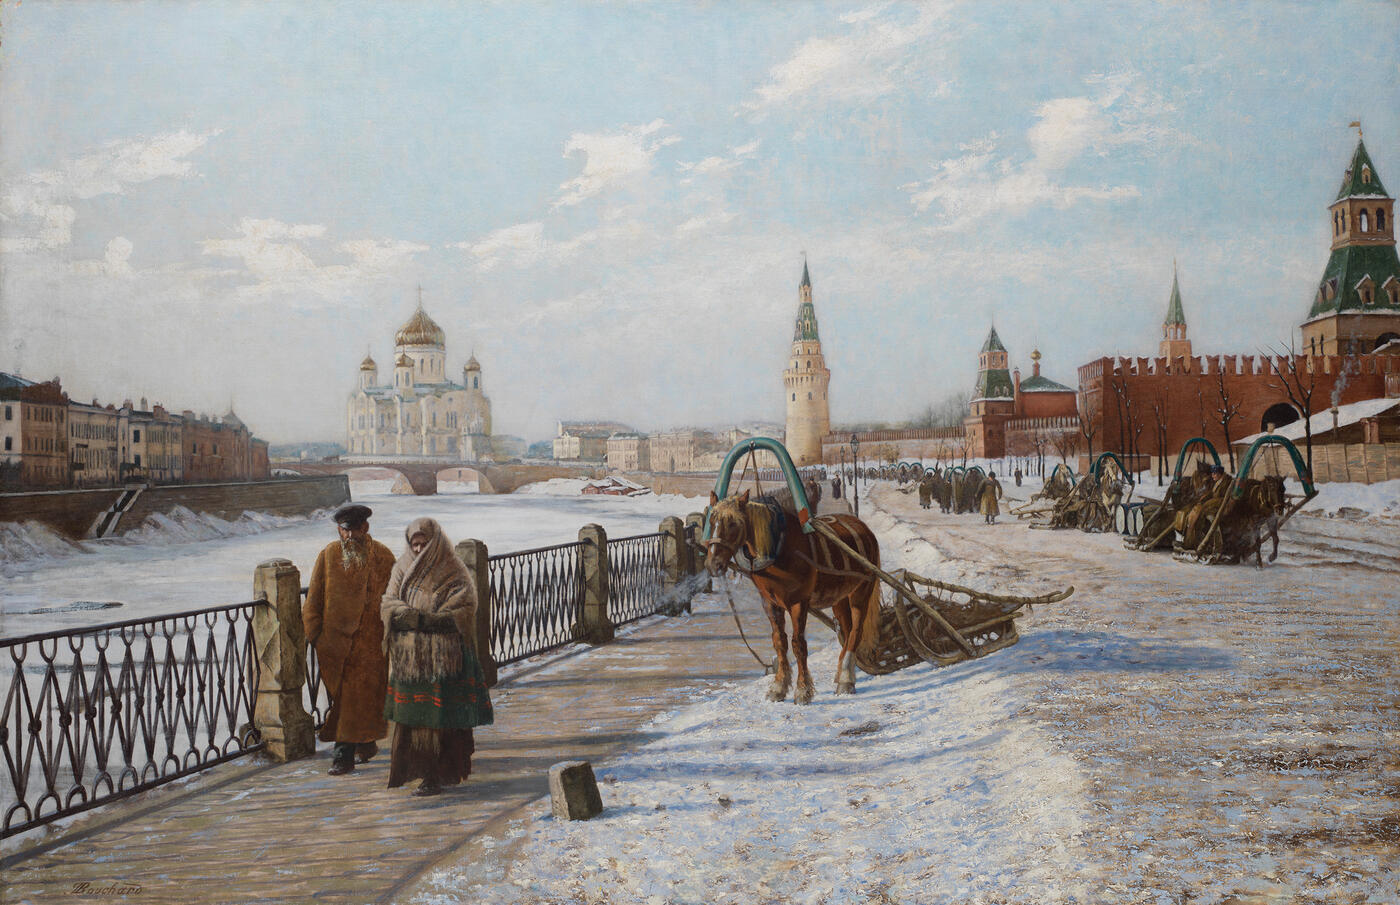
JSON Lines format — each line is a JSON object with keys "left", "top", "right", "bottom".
{"left": 301, "top": 504, "right": 494, "bottom": 796}
{"left": 914, "top": 468, "right": 1006, "bottom": 524}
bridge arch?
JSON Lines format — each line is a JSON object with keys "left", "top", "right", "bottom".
{"left": 435, "top": 467, "right": 494, "bottom": 494}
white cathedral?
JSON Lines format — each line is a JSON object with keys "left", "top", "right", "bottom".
{"left": 345, "top": 297, "right": 493, "bottom": 462}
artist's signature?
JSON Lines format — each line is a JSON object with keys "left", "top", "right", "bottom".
{"left": 69, "top": 882, "right": 143, "bottom": 897}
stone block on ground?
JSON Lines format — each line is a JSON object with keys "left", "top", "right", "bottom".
{"left": 549, "top": 760, "right": 603, "bottom": 820}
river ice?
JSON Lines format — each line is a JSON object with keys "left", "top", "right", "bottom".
{"left": 0, "top": 479, "right": 704, "bottom": 640}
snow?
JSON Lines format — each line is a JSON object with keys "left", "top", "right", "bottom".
{"left": 1, "top": 478, "right": 706, "bottom": 638}
{"left": 1237, "top": 396, "right": 1399, "bottom": 445}
{"left": 402, "top": 477, "right": 1400, "bottom": 905}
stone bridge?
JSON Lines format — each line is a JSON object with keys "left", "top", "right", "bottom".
{"left": 276, "top": 461, "right": 603, "bottom": 495}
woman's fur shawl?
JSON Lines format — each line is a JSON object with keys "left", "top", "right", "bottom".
{"left": 380, "top": 518, "right": 478, "bottom": 683}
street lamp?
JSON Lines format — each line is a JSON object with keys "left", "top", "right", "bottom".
{"left": 850, "top": 432, "right": 860, "bottom": 518}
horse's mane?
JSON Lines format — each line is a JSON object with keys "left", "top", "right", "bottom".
{"left": 753, "top": 477, "right": 822, "bottom": 516}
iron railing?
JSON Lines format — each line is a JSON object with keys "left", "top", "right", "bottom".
{"left": 488, "top": 540, "right": 587, "bottom": 665}
{"left": 606, "top": 532, "right": 666, "bottom": 625}
{"left": 0, "top": 602, "right": 265, "bottom": 839}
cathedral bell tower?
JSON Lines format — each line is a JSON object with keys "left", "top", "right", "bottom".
{"left": 783, "top": 261, "right": 831, "bottom": 466}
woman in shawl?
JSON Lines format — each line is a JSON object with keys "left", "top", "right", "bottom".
{"left": 380, "top": 517, "right": 494, "bottom": 796}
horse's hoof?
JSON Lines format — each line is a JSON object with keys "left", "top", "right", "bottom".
{"left": 766, "top": 685, "right": 788, "bottom": 703}
{"left": 835, "top": 682, "right": 855, "bottom": 695}
{"left": 794, "top": 687, "right": 814, "bottom": 705}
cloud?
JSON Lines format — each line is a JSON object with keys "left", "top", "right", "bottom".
{"left": 677, "top": 140, "right": 761, "bottom": 184}
{"left": 740, "top": 4, "right": 948, "bottom": 116}
{"left": 1, "top": 129, "right": 219, "bottom": 251}
{"left": 198, "top": 217, "right": 427, "bottom": 302}
{"left": 901, "top": 74, "right": 1177, "bottom": 228}
{"left": 553, "top": 119, "right": 681, "bottom": 208}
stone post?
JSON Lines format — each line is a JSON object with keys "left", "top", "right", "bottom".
{"left": 685, "top": 511, "right": 711, "bottom": 593}
{"left": 251, "top": 559, "right": 315, "bottom": 762}
{"left": 455, "top": 538, "right": 498, "bottom": 688}
{"left": 658, "top": 516, "right": 688, "bottom": 614}
{"left": 577, "top": 523, "right": 615, "bottom": 644}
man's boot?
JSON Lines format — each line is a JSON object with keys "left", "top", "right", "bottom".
{"left": 328, "top": 743, "right": 355, "bottom": 776}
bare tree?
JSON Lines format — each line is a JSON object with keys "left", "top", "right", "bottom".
{"left": 1263, "top": 340, "right": 1318, "bottom": 471}
{"left": 1050, "top": 426, "right": 1078, "bottom": 469}
{"left": 1149, "top": 390, "right": 1170, "bottom": 485}
{"left": 1211, "top": 365, "right": 1243, "bottom": 471}
{"left": 1076, "top": 389, "right": 1100, "bottom": 462}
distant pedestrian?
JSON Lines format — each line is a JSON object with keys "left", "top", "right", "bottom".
{"left": 381, "top": 517, "right": 494, "bottom": 796}
{"left": 1013, "top": 467, "right": 1023, "bottom": 487}
{"left": 979, "top": 473, "right": 1003, "bottom": 524}
{"left": 303, "top": 504, "right": 396, "bottom": 775}
{"left": 831, "top": 475, "right": 843, "bottom": 499}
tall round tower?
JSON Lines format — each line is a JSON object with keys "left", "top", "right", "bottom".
{"left": 783, "top": 261, "right": 831, "bottom": 466}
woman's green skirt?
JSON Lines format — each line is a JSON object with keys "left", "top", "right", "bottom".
{"left": 384, "top": 646, "right": 494, "bottom": 729}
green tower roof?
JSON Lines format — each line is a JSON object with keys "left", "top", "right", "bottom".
{"left": 793, "top": 262, "right": 819, "bottom": 342}
{"left": 980, "top": 326, "right": 1006, "bottom": 354}
{"left": 800, "top": 260, "right": 811, "bottom": 288}
{"left": 1164, "top": 269, "right": 1186, "bottom": 326}
{"left": 1307, "top": 244, "right": 1400, "bottom": 319}
{"left": 1335, "top": 139, "right": 1389, "bottom": 200}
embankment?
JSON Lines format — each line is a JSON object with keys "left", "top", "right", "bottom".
{"left": 0, "top": 476, "right": 350, "bottom": 540}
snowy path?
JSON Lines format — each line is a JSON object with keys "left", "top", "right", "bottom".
{"left": 400, "top": 483, "right": 1398, "bottom": 905}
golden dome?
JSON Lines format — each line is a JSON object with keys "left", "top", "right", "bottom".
{"left": 360, "top": 354, "right": 377, "bottom": 370}
{"left": 465, "top": 354, "right": 481, "bottom": 371}
{"left": 395, "top": 306, "right": 446, "bottom": 348}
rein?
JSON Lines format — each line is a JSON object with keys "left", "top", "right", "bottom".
{"left": 718, "top": 572, "right": 774, "bottom": 673}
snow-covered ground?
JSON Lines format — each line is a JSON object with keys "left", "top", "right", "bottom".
{"left": 404, "top": 477, "right": 1400, "bottom": 905}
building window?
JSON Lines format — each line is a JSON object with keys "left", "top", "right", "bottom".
{"left": 133, "top": 429, "right": 141, "bottom": 443}
{"left": 3, "top": 437, "right": 8, "bottom": 451}
{"left": 1360, "top": 211, "right": 1369, "bottom": 232}
{"left": 1363, "top": 165, "right": 1372, "bottom": 184}
{"left": 134, "top": 454, "right": 141, "bottom": 467}
{"left": 791, "top": 393, "right": 796, "bottom": 401}
{"left": 4, "top": 406, "right": 10, "bottom": 420}
{"left": 807, "top": 392, "right": 812, "bottom": 400}
{"left": 1380, "top": 209, "right": 1388, "bottom": 232}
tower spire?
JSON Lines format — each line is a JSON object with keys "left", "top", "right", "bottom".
{"left": 1160, "top": 264, "right": 1192, "bottom": 361}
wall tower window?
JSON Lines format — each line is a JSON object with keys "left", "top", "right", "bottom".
{"left": 1380, "top": 209, "right": 1388, "bottom": 231}
{"left": 1360, "top": 211, "right": 1369, "bottom": 232}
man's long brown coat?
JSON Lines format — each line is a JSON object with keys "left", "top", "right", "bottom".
{"left": 303, "top": 538, "right": 396, "bottom": 743}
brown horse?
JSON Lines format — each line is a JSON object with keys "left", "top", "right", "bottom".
{"left": 705, "top": 489, "right": 883, "bottom": 704}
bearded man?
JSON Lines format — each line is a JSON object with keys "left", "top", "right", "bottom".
{"left": 303, "top": 504, "right": 396, "bottom": 775}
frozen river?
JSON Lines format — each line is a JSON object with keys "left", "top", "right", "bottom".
{"left": 0, "top": 479, "right": 706, "bottom": 640}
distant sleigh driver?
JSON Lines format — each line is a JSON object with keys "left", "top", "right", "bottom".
{"left": 302, "top": 504, "right": 396, "bottom": 775}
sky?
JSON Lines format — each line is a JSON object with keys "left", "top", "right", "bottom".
{"left": 1, "top": 0, "right": 1398, "bottom": 445}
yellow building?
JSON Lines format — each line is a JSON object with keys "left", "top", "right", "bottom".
{"left": 783, "top": 261, "right": 831, "bottom": 466}
{"left": 346, "top": 297, "right": 493, "bottom": 462}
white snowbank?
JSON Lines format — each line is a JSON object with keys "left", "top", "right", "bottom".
{"left": 1301, "top": 477, "right": 1400, "bottom": 519}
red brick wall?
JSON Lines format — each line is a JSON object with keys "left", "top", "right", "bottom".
{"left": 1078, "top": 354, "right": 1395, "bottom": 465}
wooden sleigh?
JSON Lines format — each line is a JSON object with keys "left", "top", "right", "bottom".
{"left": 708, "top": 438, "right": 1074, "bottom": 678}
{"left": 809, "top": 568, "right": 1072, "bottom": 673}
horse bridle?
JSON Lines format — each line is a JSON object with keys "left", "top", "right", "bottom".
{"left": 702, "top": 506, "right": 754, "bottom": 576}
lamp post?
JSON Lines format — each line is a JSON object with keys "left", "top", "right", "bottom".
{"left": 850, "top": 433, "right": 860, "bottom": 518}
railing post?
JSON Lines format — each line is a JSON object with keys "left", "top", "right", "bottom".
{"left": 578, "top": 523, "right": 615, "bottom": 644}
{"left": 685, "top": 511, "right": 711, "bottom": 596}
{"left": 455, "top": 538, "right": 498, "bottom": 688}
{"left": 252, "top": 558, "right": 315, "bottom": 762}
{"left": 658, "top": 516, "right": 688, "bottom": 614}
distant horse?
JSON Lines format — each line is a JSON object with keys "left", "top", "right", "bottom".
{"left": 705, "top": 489, "right": 883, "bottom": 704}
